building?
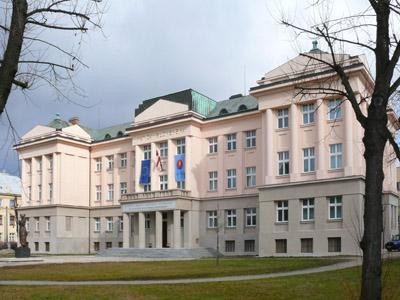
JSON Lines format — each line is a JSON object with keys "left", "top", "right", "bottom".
{"left": 15, "top": 46, "right": 399, "bottom": 256}
{"left": 0, "top": 172, "right": 21, "bottom": 246}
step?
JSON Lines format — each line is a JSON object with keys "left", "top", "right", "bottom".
{"left": 97, "top": 247, "right": 220, "bottom": 258}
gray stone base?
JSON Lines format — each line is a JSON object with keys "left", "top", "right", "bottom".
{"left": 15, "top": 247, "right": 31, "bottom": 258}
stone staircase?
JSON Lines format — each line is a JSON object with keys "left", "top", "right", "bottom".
{"left": 97, "top": 247, "right": 219, "bottom": 259}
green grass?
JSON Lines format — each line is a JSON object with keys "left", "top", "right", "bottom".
{"left": 0, "top": 258, "right": 399, "bottom": 300}
{"left": 0, "top": 257, "right": 341, "bottom": 281}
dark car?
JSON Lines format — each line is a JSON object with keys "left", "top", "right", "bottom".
{"left": 385, "top": 235, "right": 400, "bottom": 251}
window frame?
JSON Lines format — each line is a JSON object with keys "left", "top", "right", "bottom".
{"left": 207, "top": 210, "right": 218, "bottom": 228}
{"left": 328, "top": 99, "right": 342, "bottom": 120}
{"left": 226, "top": 209, "right": 237, "bottom": 228}
{"left": 176, "top": 138, "right": 186, "bottom": 154}
{"left": 208, "top": 171, "right": 218, "bottom": 191}
{"left": 301, "top": 198, "right": 315, "bottom": 221}
{"left": 276, "top": 200, "right": 289, "bottom": 223}
{"left": 302, "top": 103, "right": 315, "bottom": 124}
{"left": 159, "top": 142, "right": 168, "bottom": 158}
{"left": 160, "top": 175, "right": 168, "bottom": 190}
{"left": 328, "top": 196, "right": 343, "bottom": 220}
{"left": 143, "top": 145, "right": 151, "bottom": 160}
{"left": 329, "top": 143, "right": 343, "bottom": 170}
{"left": 226, "top": 133, "right": 237, "bottom": 151}
{"left": 208, "top": 137, "right": 218, "bottom": 154}
{"left": 120, "top": 182, "right": 128, "bottom": 195}
{"left": 245, "top": 130, "right": 256, "bottom": 148}
{"left": 119, "top": 153, "right": 127, "bottom": 168}
{"left": 107, "top": 184, "right": 114, "bottom": 201}
{"left": 246, "top": 166, "right": 256, "bottom": 187}
{"left": 303, "top": 147, "right": 315, "bottom": 173}
{"left": 277, "top": 108, "right": 289, "bottom": 129}
{"left": 278, "top": 151, "right": 290, "bottom": 176}
{"left": 227, "top": 169, "right": 237, "bottom": 189}
{"left": 245, "top": 208, "right": 257, "bottom": 227}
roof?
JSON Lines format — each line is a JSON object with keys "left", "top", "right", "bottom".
{"left": 81, "top": 122, "right": 131, "bottom": 142}
{"left": 0, "top": 172, "right": 21, "bottom": 195}
{"left": 46, "top": 114, "right": 70, "bottom": 129}
{"left": 206, "top": 95, "right": 258, "bottom": 118}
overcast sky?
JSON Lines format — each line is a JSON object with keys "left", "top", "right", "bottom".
{"left": 0, "top": 0, "right": 365, "bottom": 176}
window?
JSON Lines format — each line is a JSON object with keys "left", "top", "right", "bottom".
{"left": 245, "top": 130, "right": 256, "bottom": 148}
{"left": 328, "top": 237, "right": 341, "bottom": 252}
{"left": 303, "top": 147, "right": 315, "bottom": 172}
{"left": 106, "top": 155, "right": 114, "bottom": 170}
{"left": 38, "top": 184, "right": 42, "bottom": 202}
{"left": 302, "top": 103, "right": 315, "bottom": 124}
{"left": 95, "top": 185, "right": 101, "bottom": 202}
{"left": 245, "top": 208, "right": 256, "bottom": 227}
{"left": 118, "top": 242, "right": 123, "bottom": 248}
{"left": 106, "top": 217, "right": 113, "bottom": 232}
{"left": 143, "top": 145, "right": 151, "bottom": 160}
{"left": 37, "top": 157, "right": 42, "bottom": 172}
{"left": 176, "top": 139, "right": 185, "bottom": 154}
{"left": 65, "top": 216, "right": 72, "bottom": 231}
{"left": 48, "top": 183, "right": 53, "bottom": 201}
{"left": 328, "top": 196, "right": 342, "bottom": 220}
{"left": 26, "top": 218, "right": 30, "bottom": 232}
{"left": 160, "top": 175, "right": 168, "bottom": 190}
{"left": 34, "top": 217, "right": 39, "bottom": 232}
{"left": 329, "top": 143, "right": 343, "bottom": 169}
{"left": 227, "top": 169, "right": 237, "bottom": 189}
{"left": 95, "top": 158, "right": 102, "bottom": 172}
{"left": 9, "top": 233, "right": 15, "bottom": 241}
{"left": 208, "top": 171, "right": 218, "bottom": 191}
{"left": 94, "top": 242, "right": 100, "bottom": 251}
{"left": 246, "top": 167, "right": 256, "bottom": 187}
{"left": 159, "top": 142, "right": 168, "bottom": 158}
{"left": 47, "top": 155, "right": 53, "bottom": 170}
{"left": 106, "top": 242, "right": 112, "bottom": 249}
{"left": 145, "top": 213, "right": 151, "bottom": 229}
{"left": 10, "top": 215, "right": 15, "bottom": 226}
{"left": 94, "top": 217, "right": 100, "bottom": 232}
{"left": 227, "top": 134, "right": 237, "bottom": 151}
{"left": 244, "top": 240, "right": 255, "bottom": 252}
{"left": 301, "top": 238, "right": 313, "bottom": 253}
{"left": 119, "top": 153, "right": 127, "bottom": 168}
{"left": 301, "top": 198, "right": 315, "bottom": 221}
{"left": 276, "top": 201, "right": 288, "bottom": 222}
{"left": 278, "top": 151, "right": 290, "bottom": 175}
{"left": 208, "top": 137, "right": 218, "bottom": 154}
{"left": 207, "top": 211, "right": 218, "bottom": 228}
{"left": 225, "top": 240, "right": 235, "bottom": 252}
{"left": 277, "top": 108, "right": 289, "bottom": 128}
{"left": 34, "top": 242, "right": 39, "bottom": 251}
{"left": 26, "top": 160, "right": 32, "bottom": 173}
{"left": 143, "top": 183, "right": 151, "bottom": 192}
{"left": 328, "top": 99, "right": 342, "bottom": 120}
{"left": 9, "top": 199, "right": 15, "bottom": 208}
{"left": 45, "top": 216, "right": 50, "bottom": 232}
{"left": 107, "top": 184, "right": 114, "bottom": 201}
{"left": 28, "top": 186, "right": 32, "bottom": 201}
{"left": 45, "top": 242, "right": 50, "bottom": 252}
{"left": 275, "top": 239, "right": 287, "bottom": 253}
{"left": 0, "top": 215, "right": 2, "bottom": 225}
{"left": 119, "top": 216, "right": 123, "bottom": 231}
{"left": 226, "top": 209, "right": 237, "bottom": 228}
{"left": 177, "top": 180, "right": 185, "bottom": 189}
{"left": 120, "top": 182, "right": 127, "bottom": 195}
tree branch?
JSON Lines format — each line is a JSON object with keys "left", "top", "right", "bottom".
{"left": 18, "top": 60, "right": 74, "bottom": 71}
{"left": 12, "top": 79, "right": 28, "bottom": 89}
{"left": 387, "top": 128, "right": 400, "bottom": 161}
{"left": 26, "top": 19, "right": 88, "bottom": 32}
{"left": 27, "top": 8, "right": 90, "bottom": 21}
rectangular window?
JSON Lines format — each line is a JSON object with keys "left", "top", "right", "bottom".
{"left": 95, "top": 158, "right": 102, "bottom": 172}
{"left": 328, "top": 237, "right": 342, "bottom": 252}
{"left": 47, "top": 155, "right": 53, "bottom": 170}
{"left": 303, "top": 147, "right": 315, "bottom": 172}
{"left": 328, "top": 99, "right": 342, "bottom": 120}
{"left": 244, "top": 240, "right": 255, "bottom": 252}
{"left": 208, "top": 171, "right": 218, "bottom": 191}
{"left": 143, "top": 145, "right": 151, "bottom": 160}
{"left": 227, "top": 133, "right": 237, "bottom": 151}
{"left": 106, "top": 217, "right": 113, "bottom": 232}
{"left": 160, "top": 175, "right": 168, "bottom": 190}
{"left": 301, "top": 198, "right": 315, "bottom": 221}
{"left": 37, "top": 157, "right": 42, "bottom": 172}
{"left": 119, "top": 242, "right": 123, "bottom": 248}
{"left": 245, "top": 208, "right": 256, "bottom": 227}
{"left": 45, "top": 242, "right": 50, "bottom": 252}
{"left": 106, "top": 155, "right": 114, "bottom": 170}
{"left": 245, "top": 130, "right": 256, "bottom": 148}
{"left": 106, "top": 242, "right": 112, "bottom": 249}
{"left": 120, "top": 182, "right": 128, "bottom": 195}
{"left": 301, "top": 238, "right": 313, "bottom": 253}
{"left": 276, "top": 201, "right": 289, "bottom": 222}
{"left": 94, "top": 217, "right": 100, "bottom": 232}
{"left": 145, "top": 213, "right": 151, "bottom": 229}
{"left": 45, "top": 216, "right": 50, "bottom": 232}
{"left": 95, "top": 185, "right": 101, "bottom": 202}
{"left": 35, "top": 217, "right": 39, "bottom": 232}
{"left": 28, "top": 186, "right": 32, "bottom": 202}
{"left": 329, "top": 143, "right": 343, "bottom": 169}
{"left": 159, "top": 142, "right": 168, "bottom": 158}
{"left": 226, "top": 209, "right": 237, "bottom": 228}
{"left": 0, "top": 215, "right": 2, "bottom": 225}
{"left": 38, "top": 184, "right": 42, "bottom": 202}
{"left": 177, "top": 180, "right": 185, "bottom": 189}
{"left": 176, "top": 139, "right": 185, "bottom": 154}
{"left": 207, "top": 211, "right": 218, "bottom": 228}
{"left": 119, "top": 153, "right": 127, "bottom": 168}
{"left": 143, "top": 183, "right": 151, "bottom": 192}
{"left": 26, "top": 160, "right": 32, "bottom": 173}
{"left": 9, "top": 215, "right": 15, "bottom": 226}
{"left": 26, "top": 218, "right": 30, "bottom": 231}
{"left": 275, "top": 239, "right": 287, "bottom": 253}
{"left": 9, "top": 233, "right": 15, "bottom": 241}
{"left": 94, "top": 242, "right": 100, "bottom": 251}
{"left": 225, "top": 240, "right": 235, "bottom": 252}
{"left": 278, "top": 151, "right": 290, "bottom": 175}
{"left": 303, "top": 103, "right": 315, "bottom": 124}
{"left": 119, "top": 216, "right": 123, "bottom": 231}
{"left": 277, "top": 108, "right": 289, "bottom": 129}
{"left": 65, "top": 216, "right": 72, "bottom": 232}
{"left": 9, "top": 199, "right": 15, "bottom": 208}
{"left": 208, "top": 137, "right": 218, "bottom": 154}
{"left": 328, "top": 196, "right": 342, "bottom": 220}
{"left": 246, "top": 166, "right": 256, "bottom": 187}
{"left": 107, "top": 184, "right": 114, "bottom": 201}
{"left": 34, "top": 242, "right": 39, "bottom": 252}
{"left": 48, "top": 183, "right": 53, "bottom": 201}
{"left": 227, "top": 169, "right": 237, "bottom": 189}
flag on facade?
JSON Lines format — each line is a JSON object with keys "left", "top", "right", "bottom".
{"left": 155, "top": 150, "right": 163, "bottom": 171}
{"left": 139, "top": 159, "right": 151, "bottom": 184}
{"left": 175, "top": 154, "right": 185, "bottom": 181}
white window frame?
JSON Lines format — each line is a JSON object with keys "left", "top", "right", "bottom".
{"left": 145, "top": 213, "right": 151, "bottom": 229}
{"left": 119, "top": 153, "right": 127, "bottom": 168}
{"left": 47, "top": 155, "right": 53, "bottom": 170}
{"left": 177, "top": 180, "right": 185, "bottom": 189}
{"left": 246, "top": 166, "right": 256, "bottom": 187}
{"left": 208, "top": 171, "right": 218, "bottom": 191}
{"left": 328, "top": 99, "right": 342, "bottom": 120}
{"left": 94, "top": 217, "right": 100, "bottom": 232}
{"left": 160, "top": 175, "right": 168, "bottom": 190}
{"left": 120, "top": 182, "right": 127, "bottom": 195}
{"left": 245, "top": 130, "right": 256, "bottom": 148}
{"left": 277, "top": 108, "right": 289, "bottom": 129}
{"left": 245, "top": 208, "right": 256, "bottom": 227}
{"left": 208, "top": 137, "right": 218, "bottom": 154}
{"left": 329, "top": 143, "right": 343, "bottom": 170}
{"left": 278, "top": 151, "right": 290, "bottom": 176}
{"left": 227, "top": 133, "right": 237, "bottom": 151}
{"left": 176, "top": 139, "right": 185, "bottom": 154}
{"left": 276, "top": 200, "right": 289, "bottom": 223}
{"left": 48, "top": 183, "right": 53, "bottom": 202}
{"left": 95, "top": 158, "right": 102, "bottom": 172}
{"left": 143, "top": 183, "right": 151, "bottom": 192}
{"left": 106, "top": 155, "right": 114, "bottom": 170}
{"left": 226, "top": 209, "right": 237, "bottom": 228}
{"left": 143, "top": 145, "right": 151, "bottom": 160}
{"left": 45, "top": 216, "right": 50, "bottom": 232}
{"left": 227, "top": 169, "right": 237, "bottom": 189}
{"left": 37, "top": 157, "right": 42, "bottom": 172}
{"left": 302, "top": 103, "right": 315, "bottom": 124}
{"left": 303, "top": 147, "right": 315, "bottom": 173}
{"left": 159, "top": 142, "right": 168, "bottom": 158}
{"left": 119, "top": 216, "right": 123, "bottom": 231}
{"left": 38, "top": 184, "right": 42, "bottom": 202}
{"left": 106, "top": 217, "right": 113, "bottom": 232}
{"left": 301, "top": 198, "right": 315, "bottom": 221}
{"left": 207, "top": 210, "right": 218, "bottom": 228}
{"left": 95, "top": 185, "right": 101, "bottom": 202}
{"left": 328, "top": 196, "right": 343, "bottom": 220}
{"left": 35, "top": 217, "right": 39, "bottom": 232}
{"left": 107, "top": 184, "right": 114, "bottom": 201}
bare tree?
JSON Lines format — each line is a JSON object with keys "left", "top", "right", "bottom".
{"left": 0, "top": 0, "right": 105, "bottom": 116}
{"left": 281, "top": 1, "right": 400, "bottom": 299}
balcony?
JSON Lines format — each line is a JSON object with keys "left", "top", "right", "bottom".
{"left": 121, "top": 189, "right": 191, "bottom": 202}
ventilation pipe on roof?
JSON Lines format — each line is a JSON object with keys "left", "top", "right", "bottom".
{"left": 69, "top": 116, "right": 80, "bottom": 125}
{"left": 229, "top": 94, "right": 243, "bottom": 100}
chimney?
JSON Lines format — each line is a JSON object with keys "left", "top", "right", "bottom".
{"left": 69, "top": 116, "right": 80, "bottom": 125}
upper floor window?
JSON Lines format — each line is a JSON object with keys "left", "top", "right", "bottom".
{"left": 245, "top": 130, "right": 256, "bottom": 148}
{"left": 107, "top": 184, "right": 114, "bottom": 201}
{"left": 143, "top": 183, "right": 151, "bottom": 192}
{"left": 94, "top": 217, "right": 100, "bottom": 232}
{"left": 303, "top": 103, "right": 315, "bottom": 124}
{"left": 328, "top": 99, "right": 342, "bottom": 120}
{"left": 303, "top": 147, "right": 315, "bottom": 172}
{"left": 226, "top": 133, "right": 237, "bottom": 151}
{"left": 10, "top": 215, "right": 15, "bottom": 226}
{"left": 278, "top": 151, "right": 290, "bottom": 176}
{"left": 160, "top": 175, "right": 168, "bottom": 190}
{"left": 95, "top": 185, "right": 101, "bottom": 201}
{"left": 302, "top": 198, "right": 314, "bottom": 221}
{"left": 208, "top": 171, "right": 218, "bottom": 191}
{"left": 47, "top": 155, "right": 53, "bottom": 170}
{"left": 245, "top": 208, "right": 256, "bottom": 227}
{"left": 208, "top": 137, "right": 218, "bottom": 154}
{"left": 177, "top": 180, "right": 185, "bottom": 189}
{"left": 207, "top": 210, "right": 218, "bottom": 228}
{"left": 106, "top": 155, "right": 114, "bottom": 170}
{"left": 227, "top": 169, "right": 237, "bottom": 189}
{"left": 37, "top": 157, "right": 42, "bottom": 172}
{"left": 159, "top": 142, "right": 168, "bottom": 158}
{"left": 95, "top": 158, "right": 102, "bottom": 172}
{"left": 26, "top": 160, "right": 32, "bottom": 173}
{"left": 38, "top": 184, "right": 42, "bottom": 202}
{"left": 246, "top": 166, "right": 256, "bottom": 187}
{"left": 277, "top": 108, "right": 289, "bottom": 129}
{"left": 176, "top": 139, "right": 185, "bottom": 154}
{"left": 226, "top": 209, "right": 237, "bottom": 228}
{"left": 143, "top": 145, "right": 151, "bottom": 160}
{"left": 119, "top": 153, "right": 127, "bottom": 168}
{"left": 48, "top": 183, "right": 53, "bottom": 201}
{"left": 120, "top": 182, "right": 127, "bottom": 195}
{"left": 329, "top": 143, "right": 343, "bottom": 169}
{"left": 328, "top": 196, "right": 342, "bottom": 220}
{"left": 9, "top": 199, "right": 15, "bottom": 208}
{"left": 276, "top": 200, "right": 288, "bottom": 222}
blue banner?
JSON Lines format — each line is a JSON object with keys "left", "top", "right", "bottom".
{"left": 139, "top": 159, "right": 151, "bottom": 184}
{"left": 175, "top": 154, "right": 185, "bottom": 182}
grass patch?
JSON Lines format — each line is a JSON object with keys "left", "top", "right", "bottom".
{"left": 0, "top": 257, "right": 340, "bottom": 281}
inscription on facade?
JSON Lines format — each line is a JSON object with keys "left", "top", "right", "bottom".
{"left": 133, "top": 127, "right": 187, "bottom": 145}
{"left": 122, "top": 200, "right": 176, "bottom": 213}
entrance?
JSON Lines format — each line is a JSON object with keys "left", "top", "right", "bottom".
{"left": 162, "top": 220, "right": 168, "bottom": 248}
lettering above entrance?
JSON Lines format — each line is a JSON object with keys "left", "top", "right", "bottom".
{"left": 121, "top": 200, "right": 177, "bottom": 213}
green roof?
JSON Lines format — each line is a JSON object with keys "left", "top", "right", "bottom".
{"left": 206, "top": 95, "right": 258, "bottom": 118}
{"left": 47, "top": 114, "right": 70, "bottom": 129}
{"left": 81, "top": 122, "right": 131, "bottom": 142}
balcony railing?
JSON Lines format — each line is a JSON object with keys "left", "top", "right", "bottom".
{"left": 121, "top": 189, "right": 191, "bottom": 202}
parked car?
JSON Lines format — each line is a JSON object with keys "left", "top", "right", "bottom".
{"left": 385, "top": 235, "right": 400, "bottom": 251}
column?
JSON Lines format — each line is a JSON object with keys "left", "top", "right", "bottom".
{"left": 155, "top": 211, "right": 163, "bottom": 248}
{"left": 184, "top": 210, "right": 192, "bottom": 248}
{"left": 316, "top": 100, "right": 326, "bottom": 179}
{"left": 173, "top": 209, "right": 181, "bottom": 248}
{"left": 344, "top": 100, "right": 353, "bottom": 176}
{"left": 266, "top": 108, "right": 274, "bottom": 183}
{"left": 167, "top": 140, "right": 176, "bottom": 189}
{"left": 261, "top": 111, "right": 267, "bottom": 181}
{"left": 123, "top": 213, "right": 130, "bottom": 248}
{"left": 290, "top": 103, "right": 299, "bottom": 182}
{"left": 138, "top": 212, "right": 145, "bottom": 248}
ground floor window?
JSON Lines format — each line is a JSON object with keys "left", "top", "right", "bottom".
{"left": 45, "top": 242, "right": 50, "bottom": 252}
{"left": 34, "top": 242, "right": 39, "bottom": 251}
{"left": 301, "top": 238, "right": 313, "bottom": 253}
{"left": 244, "top": 240, "right": 255, "bottom": 252}
{"left": 328, "top": 237, "right": 341, "bottom": 252}
{"left": 275, "top": 239, "right": 287, "bottom": 253}
{"left": 225, "top": 240, "right": 235, "bottom": 252}
{"left": 94, "top": 242, "right": 100, "bottom": 251}
{"left": 106, "top": 242, "right": 112, "bottom": 249}
{"left": 118, "top": 242, "right": 123, "bottom": 248}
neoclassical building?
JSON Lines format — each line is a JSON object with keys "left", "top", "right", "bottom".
{"left": 15, "top": 47, "right": 399, "bottom": 256}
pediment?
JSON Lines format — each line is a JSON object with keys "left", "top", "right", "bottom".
{"left": 21, "top": 125, "right": 55, "bottom": 140}
{"left": 135, "top": 99, "right": 189, "bottom": 123}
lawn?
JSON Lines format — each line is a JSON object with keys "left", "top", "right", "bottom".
{"left": 0, "top": 257, "right": 341, "bottom": 281}
{"left": 0, "top": 258, "right": 399, "bottom": 300}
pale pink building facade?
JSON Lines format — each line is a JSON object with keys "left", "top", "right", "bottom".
{"left": 15, "top": 47, "right": 399, "bottom": 256}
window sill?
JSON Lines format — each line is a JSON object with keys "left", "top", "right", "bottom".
{"left": 244, "top": 185, "right": 257, "bottom": 190}
{"left": 225, "top": 188, "right": 237, "bottom": 191}
{"left": 94, "top": 170, "right": 102, "bottom": 173}
{"left": 275, "top": 127, "right": 289, "bottom": 132}
{"left": 327, "top": 218, "right": 343, "bottom": 223}
{"left": 106, "top": 231, "right": 113, "bottom": 233}
{"left": 225, "top": 149, "right": 237, "bottom": 154}
{"left": 93, "top": 231, "right": 100, "bottom": 233}
{"left": 225, "top": 226, "right": 237, "bottom": 229}
{"left": 106, "top": 169, "right": 114, "bottom": 172}
{"left": 300, "top": 220, "right": 314, "bottom": 224}
{"left": 207, "top": 152, "right": 218, "bottom": 156}
{"left": 327, "top": 118, "right": 343, "bottom": 124}
{"left": 275, "top": 175, "right": 289, "bottom": 179}
{"left": 244, "top": 146, "right": 256, "bottom": 151}
{"left": 301, "top": 171, "right": 316, "bottom": 176}
{"left": 207, "top": 227, "right": 218, "bottom": 230}
{"left": 207, "top": 190, "right": 218, "bottom": 193}
{"left": 300, "top": 123, "right": 315, "bottom": 128}
{"left": 245, "top": 225, "right": 256, "bottom": 228}
{"left": 327, "top": 168, "right": 343, "bottom": 173}
{"left": 275, "top": 221, "right": 288, "bottom": 225}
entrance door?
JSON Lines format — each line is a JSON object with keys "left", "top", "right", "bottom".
{"left": 162, "top": 220, "right": 168, "bottom": 248}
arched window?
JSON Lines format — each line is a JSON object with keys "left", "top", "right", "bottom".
{"left": 117, "top": 131, "right": 123, "bottom": 137}
{"left": 219, "top": 108, "right": 228, "bottom": 116}
{"left": 238, "top": 104, "right": 247, "bottom": 112}
{"left": 104, "top": 133, "right": 111, "bottom": 139}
